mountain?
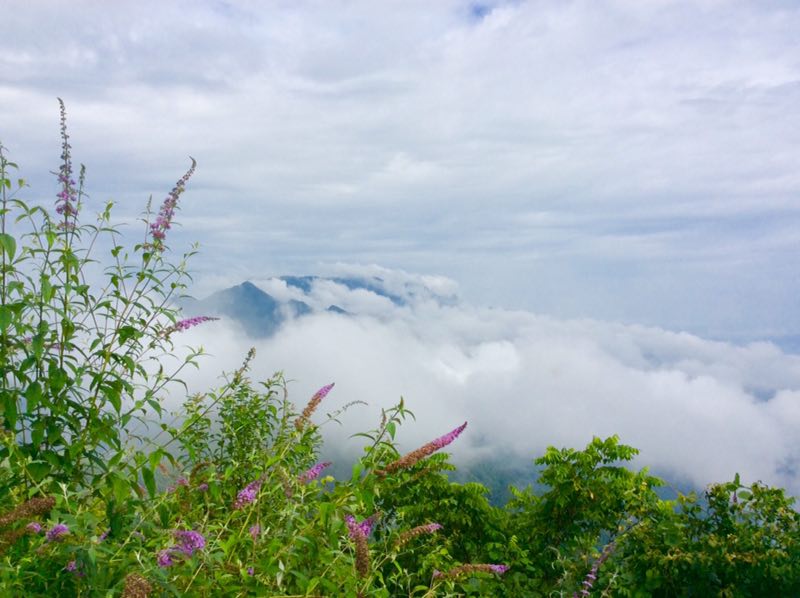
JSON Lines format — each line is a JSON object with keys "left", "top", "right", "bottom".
{"left": 180, "top": 272, "right": 453, "bottom": 337}
{"left": 181, "top": 281, "right": 311, "bottom": 337}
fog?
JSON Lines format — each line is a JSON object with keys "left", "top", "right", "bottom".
{"left": 169, "top": 267, "right": 800, "bottom": 494}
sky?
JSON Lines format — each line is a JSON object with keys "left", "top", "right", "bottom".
{"left": 3, "top": 1, "right": 800, "bottom": 491}
{"left": 2, "top": 0, "right": 800, "bottom": 339}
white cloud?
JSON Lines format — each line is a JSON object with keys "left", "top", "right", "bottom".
{"left": 172, "top": 269, "right": 800, "bottom": 495}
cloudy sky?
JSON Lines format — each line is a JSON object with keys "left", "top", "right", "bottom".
{"left": 3, "top": 0, "right": 800, "bottom": 339}
{"left": 3, "top": 1, "right": 800, "bottom": 491}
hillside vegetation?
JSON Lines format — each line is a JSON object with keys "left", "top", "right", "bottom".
{"left": 0, "top": 102, "right": 798, "bottom": 597}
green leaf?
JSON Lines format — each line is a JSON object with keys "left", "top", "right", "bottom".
{"left": 0, "top": 233, "right": 16, "bottom": 260}
{"left": 352, "top": 461, "right": 363, "bottom": 482}
{"left": 105, "top": 382, "right": 122, "bottom": 414}
{"left": 24, "top": 381, "right": 43, "bottom": 412}
{"left": 142, "top": 466, "right": 157, "bottom": 498}
{"left": 27, "top": 461, "right": 51, "bottom": 482}
{"left": 0, "top": 306, "right": 11, "bottom": 332}
{"left": 110, "top": 473, "right": 130, "bottom": 503}
{"left": 1, "top": 391, "right": 18, "bottom": 429}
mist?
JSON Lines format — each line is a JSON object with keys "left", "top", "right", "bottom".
{"left": 169, "top": 268, "right": 800, "bottom": 495}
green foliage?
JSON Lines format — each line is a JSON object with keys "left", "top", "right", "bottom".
{"left": 616, "top": 475, "right": 800, "bottom": 597}
{"left": 0, "top": 104, "right": 797, "bottom": 597}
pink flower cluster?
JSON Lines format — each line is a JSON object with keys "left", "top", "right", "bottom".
{"left": 45, "top": 523, "right": 69, "bottom": 542}
{"left": 376, "top": 422, "right": 468, "bottom": 476}
{"left": 574, "top": 541, "right": 616, "bottom": 597}
{"left": 149, "top": 157, "right": 196, "bottom": 247}
{"left": 174, "top": 530, "right": 206, "bottom": 556}
{"left": 55, "top": 98, "right": 78, "bottom": 219}
{"left": 157, "top": 530, "right": 207, "bottom": 568}
{"left": 298, "top": 462, "right": 332, "bottom": 484}
{"left": 233, "top": 479, "right": 263, "bottom": 509}
{"left": 345, "top": 514, "right": 378, "bottom": 539}
{"left": 295, "top": 383, "right": 335, "bottom": 430}
{"left": 162, "top": 316, "right": 219, "bottom": 337}
{"left": 249, "top": 524, "right": 261, "bottom": 541}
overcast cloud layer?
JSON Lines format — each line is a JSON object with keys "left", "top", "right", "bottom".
{"left": 2, "top": 1, "right": 800, "bottom": 338}
{"left": 167, "top": 268, "right": 800, "bottom": 495}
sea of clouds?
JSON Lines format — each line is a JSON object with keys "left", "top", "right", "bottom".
{"left": 170, "top": 265, "right": 800, "bottom": 496}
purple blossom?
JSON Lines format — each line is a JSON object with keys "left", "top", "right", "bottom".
{"left": 430, "top": 422, "right": 468, "bottom": 450}
{"left": 196, "top": 482, "right": 209, "bottom": 492}
{"left": 157, "top": 549, "right": 174, "bottom": 568}
{"left": 574, "top": 541, "right": 616, "bottom": 597}
{"left": 45, "top": 523, "right": 69, "bottom": 542}
{"left": 298, "top": 462, "right": 331, "bottom": 484}
{"left": 163, "top": 316, "right": 219, "bottom": 338}
{"left": 174, "top": 530, "right": 206, "bottom": 556}
{"left": 98, "top": 529, "right": 109, "bottom": 542}
{"left": 247, "top": 567, "right": 254, "bottom": 576}
{"left": 376, "top": 421, "right": 468, "bottom": 476}
{"left": 149, "top": 158, "right": 196, "bottom": 248}
{"left": 295, "top": 383, "right": 335, "bottom": 429}
{"left": 175, "top": 316, "right": 219, "bottom": 333}
{"left": 55, "top": 99, "right": 78, "bottom": 219}
{"left": 345, "top": 514, "right": 377, "bottom": 539}
{"left": 249, "top": 524, "right": 261, "bottom": 541}
{"left": 425, "top": 523, "right": 443, "bottom": 533}
{"left": 26, "top": 522, "right": 42, "bottom": 534}
{"left": 488, "top": 564, "right": 510, "bottom": 574}
{"left": 233, "top": 479, "right": 263, "bottom": 509}
{"left": 64, "top": 560, "right": 84, "bottom": 576}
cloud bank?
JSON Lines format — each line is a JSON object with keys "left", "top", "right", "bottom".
{"left": 174, "top": 267, "right": 800, "bottom": 495}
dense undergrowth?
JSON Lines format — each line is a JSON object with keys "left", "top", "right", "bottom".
{"left": 0, "top": 102, "right": 798, "bottom": 597}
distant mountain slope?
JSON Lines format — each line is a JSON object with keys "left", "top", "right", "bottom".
{"left": 181, "top": 272, "right": 453, "bottom": 337}
{"left": 181, "top": 281, "right": 311, "bottom": 337}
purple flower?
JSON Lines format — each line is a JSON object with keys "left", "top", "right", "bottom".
{"left": 298, "top": 462, "right": 331, "bottom": 484}
{"left": 64, "top": 560, "right": 84, "bottom": 576}
{"left": 157, "top": 549, "right": 174, "bottom": 568}
{"left": 247, "top": 566, "right": 254, "bottom": 576}
{"left": 345, "top": 514, "right": 377, "bottom": 539}
{"left": 430, "top": 422, "right": 468, "bottom": 450}
{"left": 249, "top": 524, "right": 261, "bottom": 541}
{"left": 54, "top": 99, "right": 78, "bottom": 219}
{"left": 148, "top": 158, "right": 196, "bottom": 248}
{"left": 196, "top": 482, "right": 209, "bottom": 492}
{"left": 98, "top": 529, "right": 109, "bottom": 542}
{"left": 174, "top": 530, "right": 206, "bottom": 556}
{"left": 26, "top": 522, "right": 42, "bottom": 534}
{"left": 233, "top": 479, "right": 263, "bottom": 509}
{"left": 488, "top": 564, "right": 510, "bottom": 574}
{"left": 163, "top": 316, "right": 219, "bottom": 338}
{"left": 376, "top": 422, "right": 468, "bottom": 476}
{"left": 176, "top": 316, "right": 219, "bottom": 333}
{"left": 45, "top": 523, "right": 69, "bottom": 542}
{"left": 295, "top": 383, "right": 335, "bottom": 429}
